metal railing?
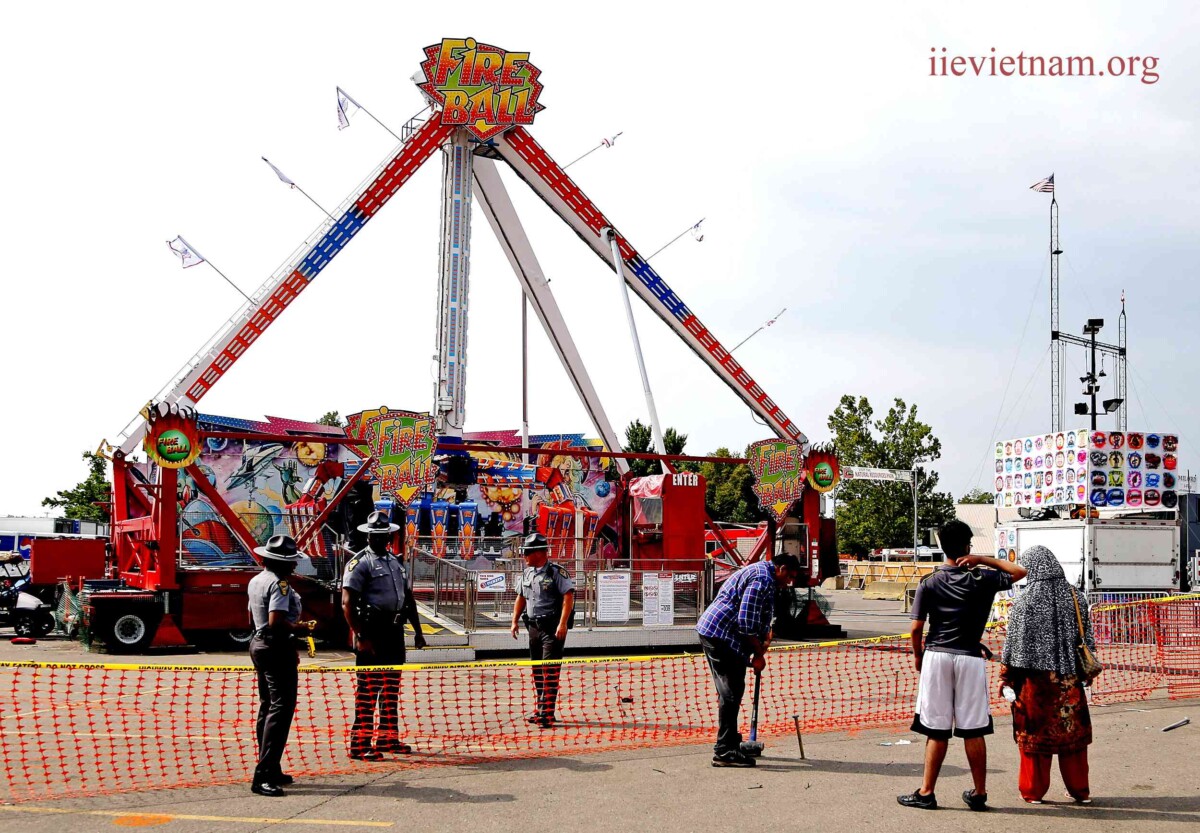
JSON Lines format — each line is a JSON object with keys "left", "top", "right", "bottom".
{"left": 990, "top": 587, "right": 1181, "bottom": 636}
{"left": 1087, "top": 590, "right": 1180, "bottom": 645}
{"left": 407, "top": 536, "right": 714, "bottom": 632}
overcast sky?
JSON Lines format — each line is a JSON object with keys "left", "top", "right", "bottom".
{"left": 2, "top": 1, "right": 1197, "bottom": 516}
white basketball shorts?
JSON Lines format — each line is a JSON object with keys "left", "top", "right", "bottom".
{"left": 910, "top": 650, "right": 994, "bottom": 739}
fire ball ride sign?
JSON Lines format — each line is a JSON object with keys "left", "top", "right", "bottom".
{"left": 418, "top": 37, "right": 545, "bottom": 140}
{"left": 747, "top": 438, "right": 807, "bottom": 521}
{"left": 345, "top": 407, "right": 437, "bottom": 503}
{"left": 143, "top": 407, "right": 202, "bottom": 470}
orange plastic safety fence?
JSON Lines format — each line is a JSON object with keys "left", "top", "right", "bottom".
{"left": 0, "top": 597, "right": 1197, "bottom": 803}
{"left": 1089, "top": 595, "right": 1200, "bottom": 703}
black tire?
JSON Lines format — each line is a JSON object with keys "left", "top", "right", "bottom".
{"left": 13, "top": 614, "right": 36, "bottom": 639}
{"left": 35, "top": 613, "right": 54, "bottom": 637}
{"left": 102, "top": 608, "right": 159, "bottom": 653}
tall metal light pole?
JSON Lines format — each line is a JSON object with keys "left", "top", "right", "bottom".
{"left": 909, "top": 459, "right": 925, "bottom": 561}
{"left": 1086, "top": 320, "right": 1100, "bottom": 430}
{"left": 912, "top": 466, "right": 920, "bottom": 560}
{"left": 1072, "top": 319, "right": 1123, "bottom": 429}
{"left": 1050, "top": 197, "right": 1063, "bottom": 430}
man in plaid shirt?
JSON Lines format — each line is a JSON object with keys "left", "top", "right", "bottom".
{"left": 696, "top": 554, "right": 802, "bottom": 767}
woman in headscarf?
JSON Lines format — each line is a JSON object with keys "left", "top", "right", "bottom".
{"left": 1000, "top": 545, "right": 1097, "bottom": 804}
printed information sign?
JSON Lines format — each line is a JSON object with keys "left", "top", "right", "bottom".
{"left": 597, "top": 571, "right": 631, "bottom": 623}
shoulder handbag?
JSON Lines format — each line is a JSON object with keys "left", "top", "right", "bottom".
{"left": 1072, "top": 591, "right": 1104, "bottom": 683}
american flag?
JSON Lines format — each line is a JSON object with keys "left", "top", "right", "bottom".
{"left": 1029, "top": 174, "right": 1055, "bottom": 193}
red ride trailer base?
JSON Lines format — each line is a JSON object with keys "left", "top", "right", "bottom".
{"left": 79, "top": 427, "right": 371, "bottom": 653}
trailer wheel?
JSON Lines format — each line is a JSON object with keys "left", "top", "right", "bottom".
{"left": 105, "top": 610, "right": 157, "bottom": 652}
{"left": 13, "top": 614, "right": 37, "bottom": 639}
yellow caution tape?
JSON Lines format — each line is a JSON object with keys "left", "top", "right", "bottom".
{"left": 15, "top": 596, "right": 1200, "bottom": 674}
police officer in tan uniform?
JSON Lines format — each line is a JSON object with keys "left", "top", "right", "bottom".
{"left": 247, "top": 534, "right": 314, "bottom": 797}
{"left": 510, "top": 533, "right": 575, "bottom": 727}
{"left": 342, "top": 510, "right": 425, "bottom": 759}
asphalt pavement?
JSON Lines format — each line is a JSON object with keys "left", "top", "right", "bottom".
{"left": 2, "top": 696, "right": 1194, "bottom": 832}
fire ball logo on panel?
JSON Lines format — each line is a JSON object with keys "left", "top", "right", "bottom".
{"left": 746, "top": 438, "right": 807, "bottom": 520}
{"left": 419, "top": 38, "right": 546, "bottom": 140}
{"left": 143, "top": 405, "right": 202, "bottom": 470}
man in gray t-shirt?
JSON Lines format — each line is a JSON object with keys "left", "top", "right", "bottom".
{"left": 910, "top": 564, "right": 1013, "bottom": 656}
{"left": 899, "top": 520, "right": 1027, "bottom": 812}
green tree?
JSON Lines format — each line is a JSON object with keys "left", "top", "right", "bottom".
{"left": 317, "top": 411, "right": 343, "bottom": 427}
{"left": 829, "top": 395, "right": 955, "bottom": 555}
{"left": 622, "top": 420, "right": 694, "bottom": 477}
{"left": 699, "top": 446, "right": 765, "bottom": 524}
{"left": 959, "top": 488, "right": 994, "bottom": 505}
{"left": 42, "top": 451, "right": 111, "bottom": 523}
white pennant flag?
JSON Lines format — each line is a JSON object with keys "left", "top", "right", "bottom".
{"left": 261, "top": 156, "right": 296, "bottom": 188}
{"left": 167, "top": 236, "right": 205, "bottom": 268}
{"left": 337, "top": 86, "right": 361, "bottom": 130}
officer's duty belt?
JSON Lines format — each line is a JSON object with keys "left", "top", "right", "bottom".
{"left": 253, "top": 628, "right": 294, "bottom": 641}
{"left": 359, "top": 607, "right": 405, "bottom": 627}
{"left": 523, "top": 614, "right": 561, "bottom": 631}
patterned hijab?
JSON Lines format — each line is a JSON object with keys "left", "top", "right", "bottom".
{"left": 1002, "top": 545, "right": 1096, "bottom": 676}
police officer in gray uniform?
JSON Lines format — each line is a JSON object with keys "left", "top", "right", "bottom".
{"left": 342, "top": 510, "right": 425, "bottom": 760}
{"left": 509, "top": 533, "right": 576, "bottom": 727}
{"left": 247, "top": 534, "right": 313, "bottom": 797}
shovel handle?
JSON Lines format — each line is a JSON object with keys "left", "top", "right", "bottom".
{"left": 749, "top": 668, "right": 762, "bottom": 741}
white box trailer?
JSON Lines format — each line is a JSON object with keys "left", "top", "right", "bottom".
{"left": 1005, "top": 518, "right": 1180, "bottom": 591}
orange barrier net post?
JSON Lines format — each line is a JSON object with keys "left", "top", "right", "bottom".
{"left": 1, "top": 596, "right": 1197, "bottom": 803}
